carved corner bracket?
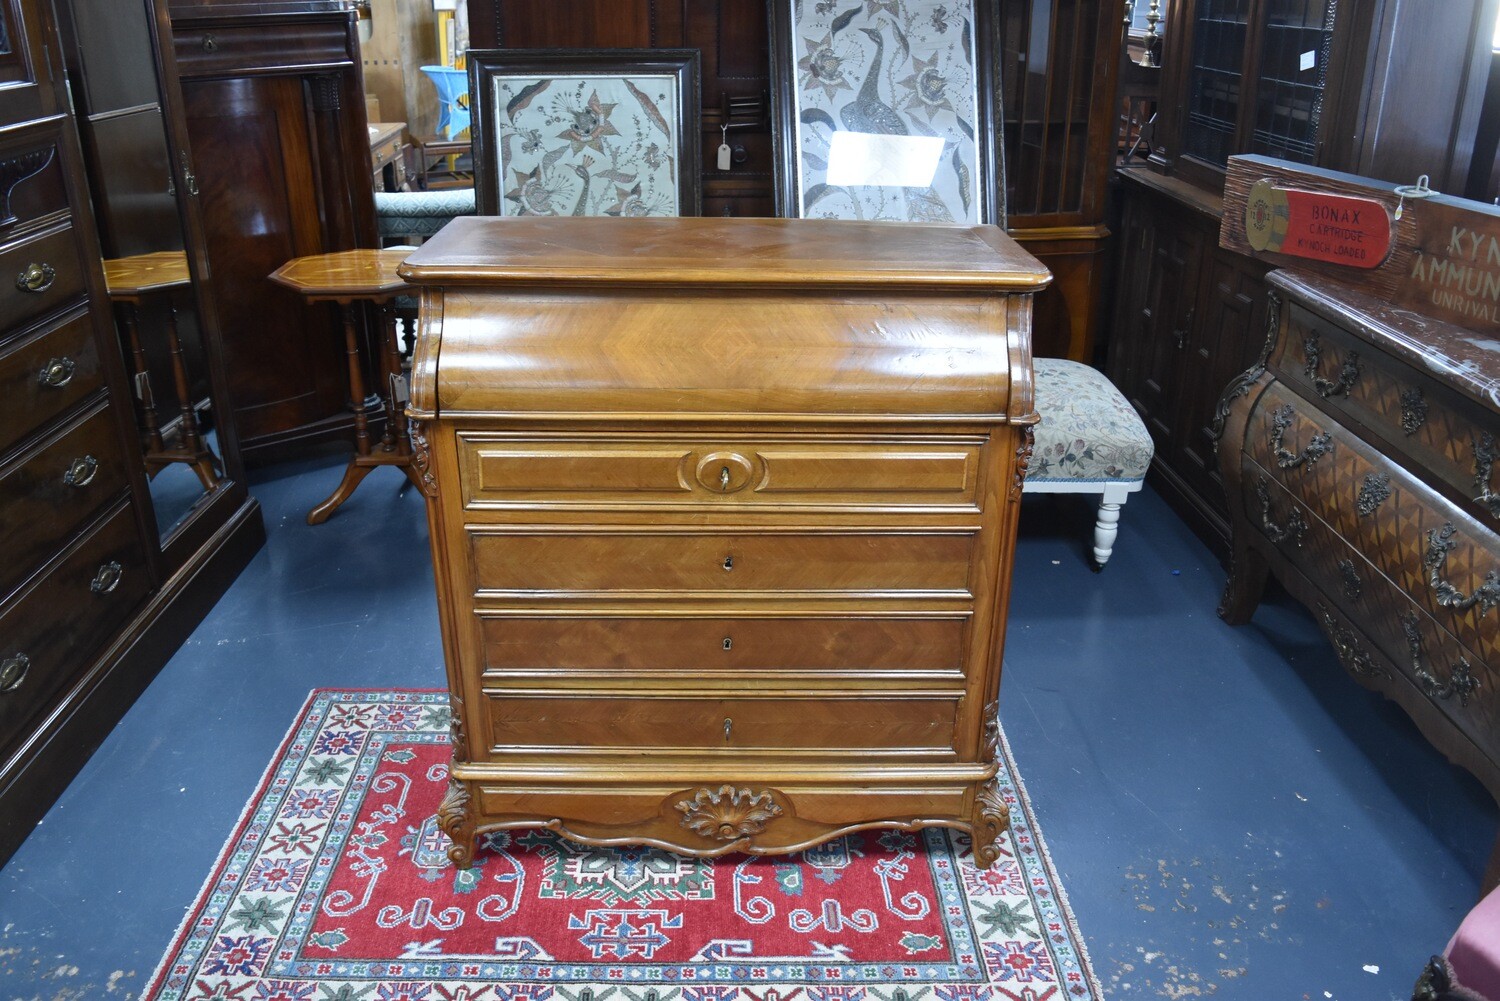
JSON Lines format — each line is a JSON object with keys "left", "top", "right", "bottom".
{"left": 409, "top": 419, "right": 438, "bottom": 498}
{"left": 1010, "top": 425, "right": 1035, "bottom": 503}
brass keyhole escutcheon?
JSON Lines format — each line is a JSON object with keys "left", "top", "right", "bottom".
{"left": 723, "top": 717, "right": 732, "bottom": 742}
{"left": 722, "top": 637, "right": 733, "bottom": 651}
{"left": 722, "top": 555, "right": 734, "bottom": 571}
{"left": 695, "top": 452, "right": 753, "bottom": 493}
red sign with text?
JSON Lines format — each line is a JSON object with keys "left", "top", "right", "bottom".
{"left": 1245, "top": 180, "right": 1393, "bottom": 269}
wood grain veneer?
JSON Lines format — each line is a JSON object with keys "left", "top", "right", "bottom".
{"left": 404, "top": 216, "right": 1048, "bottom": 867}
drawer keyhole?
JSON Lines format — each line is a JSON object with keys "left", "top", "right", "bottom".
{"left": 722, "top": 637, "right": 733, "bottom": 651}
{"left": 719, "top": 466, "right": 731, "bottom": 491}
{"left": 723, "top": 717, "right": 732, "bottom": 742}
{"left": 722, "top": 555, "right": 733, "bottom": 571}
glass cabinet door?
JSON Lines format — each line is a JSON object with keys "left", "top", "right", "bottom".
{"left": 1248, "top": 0, "right": 1336, "bottom": 163}
{"left": 1182, "top": 0, "right": 1250, "bottom": 166}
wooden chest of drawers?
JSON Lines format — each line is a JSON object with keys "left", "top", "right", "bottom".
{"left": 402, "top": 217, "right": 1049, "bottom": 867}
{"left": 1218, "top": 269, "right": 1500, "bottom": 888}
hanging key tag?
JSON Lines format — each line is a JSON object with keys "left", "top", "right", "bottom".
{"left": 717, "top": 124, "right": 732, "bottom": 171}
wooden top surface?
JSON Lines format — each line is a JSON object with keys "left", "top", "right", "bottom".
{"left": 399, "top": 217, "right": 1052, "bottom": 290}
{"left": 369, "top": 121, "right": 406, "bottom": 147}
{"left": 270, "top": 249, "right": 414, "bottom": 298}
{"left": 102, "top": 251, "right": 192, "bottom": 296}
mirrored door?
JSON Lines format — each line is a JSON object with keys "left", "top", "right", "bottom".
{"left": 55, "top": 0, "right": 246, "bottom": 559}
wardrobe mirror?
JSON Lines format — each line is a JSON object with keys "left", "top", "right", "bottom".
{"left": 57, "top": 0, "right": 229, "bottom": 541}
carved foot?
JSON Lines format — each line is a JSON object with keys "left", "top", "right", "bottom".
{"left": 969, "top": 778, "right": 1009, "bottom": 869}
{"left": 306, "top": 461, "right": 376, "bottom": 525}
{"left": 1218, "top": 541, "right": 1270, "bottom": 625}
{"left": 437, "top": 777, "right": 477, "bottom": 870}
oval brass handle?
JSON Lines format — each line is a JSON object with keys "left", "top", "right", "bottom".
{"left": 38, "top": 356, "right": 76, "bottom": 389}
{"left": 722, "top": 555, "right": 733, "bottom": 571}
{"left": 0, "top": 653, "right": 29, "bottom": 692}
{"left": 1269, "top": 403, "right": 1333, "bottom": 470}
{"left": 90, "top": 560, "right": 123, "bottom": 595}
{"left": 16, "top": 262, "right": 55, "bottom": 293}
{"left": 63, "top": 455, "right": 99, "bottom": 487}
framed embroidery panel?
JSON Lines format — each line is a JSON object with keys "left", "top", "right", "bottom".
{"left": 468, "top": 49, "right": 702, "bottom": 218}
{"left": 769, "top": 0, "right": 1004, "bottom": 226}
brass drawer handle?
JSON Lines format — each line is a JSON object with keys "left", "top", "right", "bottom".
{"left": 90, "top": 560, "right": 123, "bottom": 595}
{"left": 0, "top": 653, "right": 29, "bottom": 692}
{"left": 1423, "top": 523, "right": 1500, "bottom": 616}
{"left": 1256, "top": 478, "right": 1306, "bottom": 547}
{"left": 1403, "top": 612, "right": 1479, "bottom": 706}
{"left": 1303, "top": 334, "right": 1361, "bottom": 399}
{"left": 63, "top": 455, "right": 99, "bottom": 487}
{"left": 16, "top": 262, "right": 55, "bottom": 294}
{"left": 38, "top": 356, "right": 75, "bottom": 389}
{"left": 1269, "top": 403, "right": 1333, "bottom": 470}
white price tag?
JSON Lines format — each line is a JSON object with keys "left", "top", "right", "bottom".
{"left": 1300, "top": 50, "right": 1316, "bottom": 72}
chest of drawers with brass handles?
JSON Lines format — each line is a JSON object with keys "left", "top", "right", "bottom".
{"left": 1218, "top": 269, "right": 1500, "bottom": 887}
{"left": 402, "top": 217, "right": 1050, "bottom": 869}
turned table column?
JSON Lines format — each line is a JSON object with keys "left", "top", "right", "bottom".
{"left": 270, "top": 249, "right": 423, "bottom": 524}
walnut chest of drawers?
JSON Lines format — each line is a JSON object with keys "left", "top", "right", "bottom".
{"left": 401, "top": 216, "right": 1050, "bottom": 868}
{"left": 1218, "top": 269, "right": 1500, "bottom": 888}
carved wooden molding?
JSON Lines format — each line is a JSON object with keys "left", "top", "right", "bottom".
{"left": 311, "top": 75, "right": 342, "bottom": 113}
{"left": 437, "top": 777, "right": 475, "bottom": 868}
{"left": 675, "top": 785, "right": 782, "bottom": 841}
{"left": 0, "top": 147, "right": 55, "bottom": 230}
{"left": 1212, "top": 289, "right": 1281, "bottom": 449}
{"left": 971, "top": 779, "right": 1007, "bottom": 868}
{"left": 1010, "top": 425, "right": 1035, "bottom": 502}
{"left": 409, "top": 420, "right": 438, "bottom": 498}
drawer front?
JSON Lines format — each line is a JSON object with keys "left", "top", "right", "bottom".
{"left": 0, "top": 401, "right": 130, "bottom": 601}
{"left": 0, "top": 310, "right": 104, "bottom": 456}
{"left": 1246, "top": 466, "right": 1498, "bottom": 759}
{"left": 479, "top": 692, "right": 960, "bottom": 756}
{"left": 0, "top": 223, "right": 88, "bottom": 333}
{"left": 1246, "top": 382, "right": 1500, "bottom": 664}
{"left": 478, "top": 614, "right": 967, "bottom": 677}
{"left": 457, "top": 434, "right": 982, "bottom": 511}
{"left": 1281, "top": 305, "right": 1499, "bottom": 526}
{"left": 470, "top": 530, "right": 975, "bottom": 596}
{"left": 0, "top": 501, "right": 149, "bottom": 750}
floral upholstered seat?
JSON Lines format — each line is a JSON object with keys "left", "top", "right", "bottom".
{"left": 1030, "top": 358, "right": 1152, "bottom": 485}
{"left": 1024, "top": 358, "right": 1154, "bottom": 570}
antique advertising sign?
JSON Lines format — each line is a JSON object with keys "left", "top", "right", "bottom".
{"left": 1244, "top": 179, "right": 1392, "bottom": 268}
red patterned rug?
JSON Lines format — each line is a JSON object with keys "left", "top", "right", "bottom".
{"left": 144, "top": 690, "right": 1101, "bottom": 1001}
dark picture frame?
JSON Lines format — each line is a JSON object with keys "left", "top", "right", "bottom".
{"left": 768, "top": 0, "right": 1005, "bottom": 226}
{"left": 468, "top": 48, "right": 702, "bottom": 218}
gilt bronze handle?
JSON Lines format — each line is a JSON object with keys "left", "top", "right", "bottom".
{"left": 1403, "top": 612, "right": 1479, "bottom": 706}
{"left": 1423, "top": 523, "right": 1500, "bottom": 616}
{"left": 1303, "top": 334, "right": 1361, "bottom": 399}
{"left": 1257, "top": 478, "right": 1307, "bottom": 547}
{"left": 1269, "top": 403, "right": 1333, "bottom": 470}
{"left": 16, "top": 262, "right": 54, "bottom": 293}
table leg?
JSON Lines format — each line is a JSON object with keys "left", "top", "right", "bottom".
{"left": 163, "top": 292, "right": 221, "bottom": 491}
{"left": 117, "top": 301, "right": 166, "bottom": 457}
{"left": 343, "top": 302, "right": 373, "bottom": 457}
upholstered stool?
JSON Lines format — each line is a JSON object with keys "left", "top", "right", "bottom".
{"left": 374, "top": 188, "right": 476, "bottom": 245}
{"left": 1024, "top": 358, "right": 1154, "bottom": 570}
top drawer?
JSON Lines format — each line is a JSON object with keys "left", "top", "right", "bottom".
{"left": 1280, "top": 305, "right": 1499, "bottom": 526}
{"left": 457, "top": 434, "right": 984, "bottom": 512}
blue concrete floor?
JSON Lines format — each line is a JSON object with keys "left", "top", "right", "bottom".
{"left": 0, "top": 455, "right": 1493, "bottom": 1000}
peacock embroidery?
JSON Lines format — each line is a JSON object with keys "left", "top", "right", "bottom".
{"left": 790, "top": 0, "right": 981, "bottom": 223}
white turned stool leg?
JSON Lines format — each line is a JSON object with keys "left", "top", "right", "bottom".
{"left": 1092, "top": 483, "right": 1133, "bottom": 571}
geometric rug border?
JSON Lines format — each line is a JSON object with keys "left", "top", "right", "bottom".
{"left": 141, "top": 686, "right": 1104, "bottom": 1001}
